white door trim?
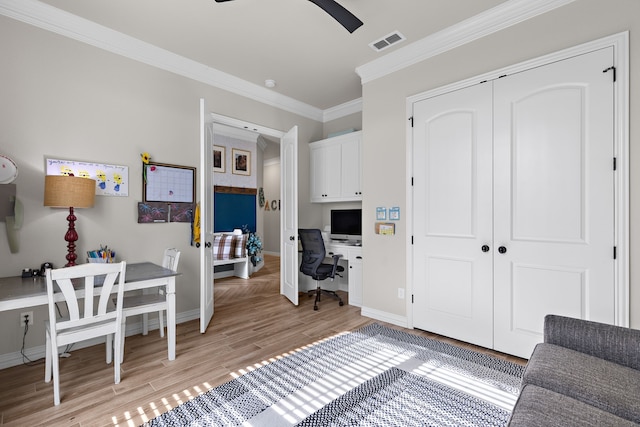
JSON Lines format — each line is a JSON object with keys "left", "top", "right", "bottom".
{"left": 406, "top": 31, "right": 629, "bottom": 329}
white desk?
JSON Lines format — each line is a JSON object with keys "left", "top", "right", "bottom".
{"left": 325, "top": 241, "right": 363, "bottom": 307}
{"left": 0, "top": 262, "right": 179, "bottom": 360}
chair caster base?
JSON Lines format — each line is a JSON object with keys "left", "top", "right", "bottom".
{"left": 339, "top": 301, "right": 344, "bottom": 306}
{"left": 314, "top": 306, "right": 318, "bottom": 311}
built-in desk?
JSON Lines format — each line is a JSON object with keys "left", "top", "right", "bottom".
{"left": 299, "top": 241, "right": 362, "bottom": 307}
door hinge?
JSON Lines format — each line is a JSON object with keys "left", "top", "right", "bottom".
{"left": 613, "top": 246, "right": 617, "bottom": 260}
{"left": 411, "top": 177, "right": 414, "bottom": 186}
{"left": 411, "top": 235, "right": 414, "bottom": 245}
{"left": 613, "top": 157, "right": 617, "bottom": 171}
{"left": 603, "top": 66, "right": 616, "bottom": 82}
{"left": 412, "top": 294, "right": 414, "bottom": 304}
{"left": 409, "top": 116, "right": 414, "bottom": 127}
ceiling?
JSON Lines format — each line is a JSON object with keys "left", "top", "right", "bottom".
{"left": 30, "top": 0, "right": 512, "bottom": 113}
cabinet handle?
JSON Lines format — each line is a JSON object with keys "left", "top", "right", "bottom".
{"left": 289, "top": 236, "right": 295, "bottom": 241}
{"left": 498, "top": 246, "right": 507, "bottom": 254}
{"left": 356, "top": 256, "right": 362, "bottom": 259}
{"left": 481, "top": 245, "right": 490, "bottom": 252}
{"left": 205, "top": 241, "right": 212, "bottom": 248}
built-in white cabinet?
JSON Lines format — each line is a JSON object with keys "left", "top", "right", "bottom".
{"left": 326, "top": 243, "right": 362, "bottom": 307}
{"left": 346, "top": 248, "right": 362, "bottom": 307}
{"left": 310, "top": 131, "right": 362, "bottom": 203}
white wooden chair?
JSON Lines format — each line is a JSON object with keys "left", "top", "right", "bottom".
{"left": 44, "top": 261, "right": 126, "bottom": 406}
{"left": 119, "top": 248, "right": 180, "bottom": 362}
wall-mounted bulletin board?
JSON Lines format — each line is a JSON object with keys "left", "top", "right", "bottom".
{"left": 143, "top": 162, "right": 195, "bottom": 203}
{"left": 139, "top": 162, "right": 195, "bottom": 223}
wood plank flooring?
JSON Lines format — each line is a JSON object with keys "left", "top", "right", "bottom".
{"left": 0, "top": 254, "right": 525, "bottom": 426}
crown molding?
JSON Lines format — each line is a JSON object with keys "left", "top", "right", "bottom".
{"left": 0, "top": 0, "right": 324, "bottom": 122}
{"left": 323, "top": 98, "right": 363, "bottom": 122}
{"left": 1, "top": 0, "right": 576, "bottom": 123}
{"left": 356, "top": 0, "right": 577, "bottom": 84}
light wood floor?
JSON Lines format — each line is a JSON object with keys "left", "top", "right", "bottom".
{"left": 0, "top": 254, "right": 525, "bottom": 426}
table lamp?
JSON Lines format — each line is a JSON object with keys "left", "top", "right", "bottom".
{"left": 44, "top": 175, "right": 96, "bottom": 267}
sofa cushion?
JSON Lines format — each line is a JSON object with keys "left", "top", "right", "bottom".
{"left": 508, "top": 385, "right": 639, "bottom": 427}
{"left": 523, "top": 343, "right": 640, "bottom": 423}
{"left": 544, "top": 315, "right": 640, "bottom": 370}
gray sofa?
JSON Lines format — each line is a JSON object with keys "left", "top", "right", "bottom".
{"left": 508, "top": 314, "right": 640, "bottom": 426}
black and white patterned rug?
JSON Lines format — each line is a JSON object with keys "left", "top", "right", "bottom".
{"left": 143, "top": 324, "right": 524, "bottom": 427}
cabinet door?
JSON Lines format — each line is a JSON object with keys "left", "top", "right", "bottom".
{"left": 310, "top": 142, "right": 341, "bottom": 202}
{"left": 341, "top": 134, "right": 362, "bottom": 200}
{"left": 347, "top": 248, "right": 363, "bottom": 306}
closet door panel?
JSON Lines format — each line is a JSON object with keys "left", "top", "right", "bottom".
{"left": 413, "top": 83, "right": 494, "bottom": 349}
{"left": 493, "top": 47, "right": 615, "bottom": 358}
{"left": 511, "top": 87, "right": 585, "bottom": 242}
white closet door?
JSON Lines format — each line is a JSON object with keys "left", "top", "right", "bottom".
{"left": 493, "top": 47, "right": 615, "bottom": 357}
{"left": 412, "top": 83, "right": 494, "bottom": 348}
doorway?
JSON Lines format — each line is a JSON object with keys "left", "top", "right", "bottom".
{"left": 199, "top": 107, "right": 300, "bottom": 332}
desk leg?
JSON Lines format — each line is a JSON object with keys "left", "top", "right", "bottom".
{"left": 166, "top": 277, "right": 176, "bottom": 360}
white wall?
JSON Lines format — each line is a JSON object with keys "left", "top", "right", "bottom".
{"left": 0, "top": 16, "right": 323, "bottom": 361}
{"left": 262, "top": 159, "right": 281, "bottom": 254}
{"left": 361, "top": 0, "right": 640, "bottom": 327}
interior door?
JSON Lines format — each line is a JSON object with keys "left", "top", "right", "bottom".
{"left": 412, "top": 83, "right": 494, "bottom": 348}
{"left": 492, "top": 48, "right": 615, "bottom": 357}
{"left": 199, "top": 98, "right": 215, "bottom": 333}
{"left": 281, "top": 126, "right": 299, "bottom": 305}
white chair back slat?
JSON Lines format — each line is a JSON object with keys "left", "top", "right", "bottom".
{"left": 96, "top": 270, "right": 121, "bottom": 315}
{"left": 83, "top": 276, "right": 96, "bottom": 319}
{"left": 54, "top": 277, "right": 81, "bottom": 321}
{"left": 162, "top": 248, "right": 181, "bottom": 272}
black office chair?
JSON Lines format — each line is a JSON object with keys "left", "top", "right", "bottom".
{"left": 298, "top": 228, "right": 345, "bottom": 311}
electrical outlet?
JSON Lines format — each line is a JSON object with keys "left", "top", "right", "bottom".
{"left": 398, "top": 288, "right": 405, "bottom": 299}
{"left": 20, "top": 311, "right": 33, "bottom": 327}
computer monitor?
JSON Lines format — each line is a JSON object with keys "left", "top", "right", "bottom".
{"left": 330, "top": 209, "right": 362, "bottom": 241}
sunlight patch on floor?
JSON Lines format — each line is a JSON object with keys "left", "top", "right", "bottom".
{"left": 249, "top": 347, "right": 413, "bottom": 425}
{"left": 412, "top": 362, "right": 517, "bottom": 410}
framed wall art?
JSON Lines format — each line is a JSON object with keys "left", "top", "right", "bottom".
{"left": 232, "top": 148, "right": 251, "bottom": 176}
{"left": 213, "top": 145, "right": 225, "bottom": 173}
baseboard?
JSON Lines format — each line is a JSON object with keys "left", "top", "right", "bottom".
{"left": 0, "top": 309, "right": 201, "bottom": 370}
{"left": 360, "top": 307, "right": 408, "bottom": 329}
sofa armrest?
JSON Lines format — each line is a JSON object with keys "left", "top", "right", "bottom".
{"left": 544, "top": 314, "right": 640, "bottom": 370}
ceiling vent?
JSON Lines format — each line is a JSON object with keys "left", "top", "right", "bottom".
{"left": 369, "top": 31, "right": 406, "bottom": 52}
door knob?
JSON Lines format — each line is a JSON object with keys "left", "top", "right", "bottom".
{"left": 195, "top": 242, "right": 200, "bottom": 248}
{"left": 498, "top": 246, "right": 507, "bottom": 254}
{"left": 481, "top": 245, "right": 490, "bottom": 252}
{"left": 289, "top": 236, "right": 295, "bottom": 241}
{"left": 205, "top": 241, "right": 212, "bottom": 248}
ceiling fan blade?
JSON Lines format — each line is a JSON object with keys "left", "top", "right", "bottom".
{"left": 214, "top": 0, "right": 363, "bottom": 33}
{"left": 307, "top": 0, "right": 363, "bottom": 33}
